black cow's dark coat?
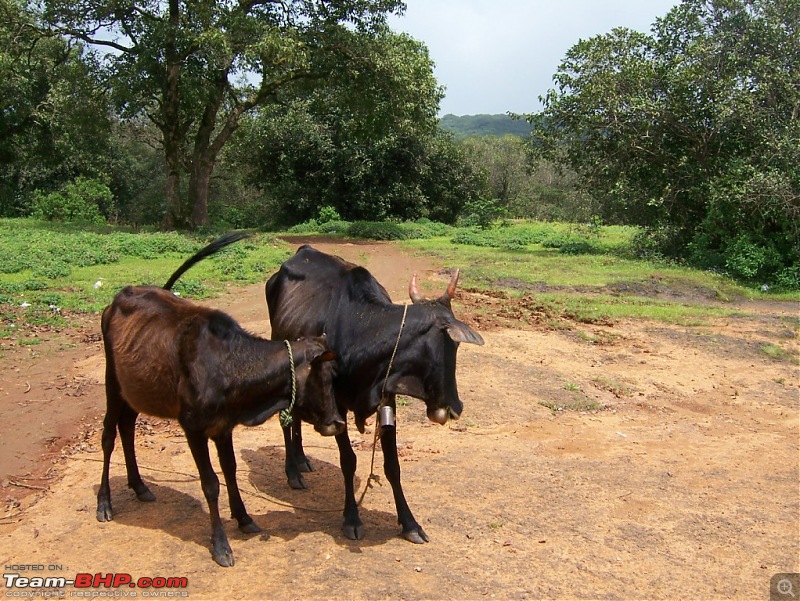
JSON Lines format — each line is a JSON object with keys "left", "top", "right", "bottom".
{"left": 266, "top": 245, "right": 483, "bottom": 543}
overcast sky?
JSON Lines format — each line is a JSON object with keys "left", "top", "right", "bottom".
{"left": 388, "top": 0, "right": 680, "bottom": 116}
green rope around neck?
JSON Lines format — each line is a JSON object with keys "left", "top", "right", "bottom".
{"left": 280, "top": 340, "right": 296, "bottom": 428}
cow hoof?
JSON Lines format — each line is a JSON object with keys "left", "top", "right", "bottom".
{"left": 402, "top": 527, "right": 430, "bottom": 544}
{"left": 96, "top": 502, "right": 113, "bottom": 523}
{"left": 136, "top": 490, "right": 156, "bottom": 502}
{"left": 298, "top": 459, "right": 313, "bottom": 473}
{"left": 238, "top": 519, "right": 261, "bottom": 534}
{"left": 343, "top": 523, "right": 364, "bottom": 540}
{"left": 288, "top": 474, "right": 307, "bottom": 490}
{"left": 212, "top": 545, "right": 235, "bottom": 567}
{"left": 130, "top": 482, "right": 155, "bottom": 502}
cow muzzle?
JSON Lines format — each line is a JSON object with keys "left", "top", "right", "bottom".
{"left": 314, "top": 418, "right": 346, "bottom": 437}
{"left": 427, "top": 405, "right": 461, "bottom": 425}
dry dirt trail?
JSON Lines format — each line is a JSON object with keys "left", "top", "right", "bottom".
{"left": 1, "top": 238, "right": 798, "bottom": 600}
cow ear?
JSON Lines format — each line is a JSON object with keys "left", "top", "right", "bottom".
{"left": 311, "top": 349, "right": 336, "bottom": 364}
{"left": 446, "top": 320, "right": 485, "bottom": 346}
{"left": 307, "top": 334, "right": 336, "bottom": 363}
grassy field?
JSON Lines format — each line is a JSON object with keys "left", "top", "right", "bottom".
{"left": 402, "top": 237, "right": 762, "bottom": 325}
{"left": 0, "top": 219, "right": 291, "bottom": 338}
{"left": 1, "top": 218, "right": 797, "bottom": 340}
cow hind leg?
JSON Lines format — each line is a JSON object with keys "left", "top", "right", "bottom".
{"left": 118, "top": 404, "right": 155, "bottom": 502}
{"left": 214, "top": 432, "right": 260, "bottom": 534}
{"left": 335, "top": 431, "right": 363, "bottom": 540}
{"left": 97, "top": 368, "right": 124, "bottom": 522}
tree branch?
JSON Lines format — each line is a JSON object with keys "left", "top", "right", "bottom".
{"left": 60, "top": 30, "right": 134, "bottom": 53}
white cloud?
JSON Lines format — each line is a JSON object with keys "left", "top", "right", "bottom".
{"left": 389, "top": 0, "right": 679, "bottom": 115}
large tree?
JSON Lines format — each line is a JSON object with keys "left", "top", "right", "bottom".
{"left": 233, "top": 30, "right": 483, "bottom": 224}
{"left": 530, "top": 0, "right": 799, "bottom": 286}
{"left": 0, "top": 0, "right": 111, "bottom": 215}
{"left": 42, "top": 0, "right": 404, "bottom": 229}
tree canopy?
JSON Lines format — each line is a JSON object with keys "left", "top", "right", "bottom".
{"left": 0, "top": 0, "right": 112, "bottom": 215}
{"left": 231, "top": 30, "right": 488, "bottom": 224}
{"left": 42, "top": 0, "right": 406, "bottom": 228}
{"left": 529, "top": 0, "right": 799, "bottom": 287}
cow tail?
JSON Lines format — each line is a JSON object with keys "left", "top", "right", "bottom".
{"left": 163, "top": 232, "right": 251, "bottom": 291}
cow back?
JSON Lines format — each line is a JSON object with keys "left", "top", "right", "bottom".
{"left": 267, "top": 245, "right": 391, "bottom": 343}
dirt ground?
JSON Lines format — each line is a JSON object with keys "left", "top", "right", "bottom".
{"left": 1, "top": 239, "right": 798, "bottom": 600}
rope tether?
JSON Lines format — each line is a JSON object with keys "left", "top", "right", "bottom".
{"left": 280, "top": 340, "right": 296, "bottom": 428}
{"left": 357, "top": 302, "right": 409, "bottom": 505}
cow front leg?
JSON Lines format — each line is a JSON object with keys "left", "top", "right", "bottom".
{"left": 381, "top": 413, "right": 428, "bottom": 544}
{"left": 213, "top": 432, "right": 260, "bottom": 534}
{"left": 283, "top": 421, "right": 311, "bottom": 490}
{"left": 335, "top": 431, "right": 363, "bottom": 540}
{"left": 292, "top": 421, "right": 313, "bottom": 472}
{"left": 185, "top": 431, "right": 234, "bottom": 567}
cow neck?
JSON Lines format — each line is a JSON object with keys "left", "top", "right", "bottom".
{"left": 358, "top": 301, "right": 409, "bottom": 508}
{"left": 379, "top": 302, "right": 409, "bottom": 405}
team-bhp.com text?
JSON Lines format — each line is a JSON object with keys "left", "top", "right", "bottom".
{"left": 4, "top": 572, "right": 189, "bottom": 598}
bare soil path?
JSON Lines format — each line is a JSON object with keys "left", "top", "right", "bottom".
{"left": 1, "top": 239, "right": 798, "bottom": 600}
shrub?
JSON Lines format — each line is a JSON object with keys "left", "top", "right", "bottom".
{"left": 774, "top": 265, "right": 800, "bottom": 291}
{"left": 413, "top": 218, "right": 452, "bottom": 237}
{"left": 559, "top": 241, "right": 601, "bottom": 255}
{"left": 317, "top": 206, "right": 341, "bottom": 224}
{"left": 31, "top": 178, "right": 112, "bottom": 224}
{"left": 347, "top": 221, "right": 407, "bottom": 240}
{"left": 724, "top": 235, "right": 783, "bottom": 282}
{"left": 451, "top": 229, "right": 493, "bottom": 247}
{"left": 22, "top": 280, "right": 48, "bottom": 291}
{"left": 459, "top": 198, "right": 508, "bottom": 229}
{"left": 0, "top": 251, "right": 26, "bottom": 274}
{"left": 318, "top": 220, "right": 349, "bottom": 234}
{"left": 39, "top": 292, "right": 64, "bottom": 307}
{"left": 287, "top": 220, "right": 320, "bottom": 234}
{"left": 34, "top": 260, "right": 71, "bottom": 279}
{"left": 171, "top": 279, "right": 207, "bottom": 298}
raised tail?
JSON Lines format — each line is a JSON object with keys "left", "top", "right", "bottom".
{"left": 163, "top": 232, "right": 252, "bottom": 291}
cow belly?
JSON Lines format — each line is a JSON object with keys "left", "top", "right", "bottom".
{"left": 114, "top": 357, "right": 181, "bottom": 418}
{"left": 107, "top": 319, "right": 182, "bottom": 418}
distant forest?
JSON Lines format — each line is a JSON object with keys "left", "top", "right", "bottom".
{"left": 438, "top": 114, "right": 532, "bottom": 139}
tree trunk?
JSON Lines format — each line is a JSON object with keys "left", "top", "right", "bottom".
{"left": 186, "top": 93, "right": 246, "bottom": 228}
{"left": 189, "top": 159, "right": 212, "bottom": 228}
{"left": 160, "top": 0, "right": 187, "bottom": 230}
{"left": 162, "top": 137, "right": 185, "bottom": 229}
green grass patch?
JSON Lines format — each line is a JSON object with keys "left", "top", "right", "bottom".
{"left": 402, "top": 221, "right": 799, "bottom": 325}
{"left": 3, "top": 218, "right": 797, "bottom": 335}
{"left": 0, "top": 219, "right": 291, "bottom": 324}
{"left": 759, "top": 343, "right": 799, "bottom": 364}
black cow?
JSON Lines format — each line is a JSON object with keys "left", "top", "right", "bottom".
{"left": 266, "top": 245, "right": 484, "bottom": 543}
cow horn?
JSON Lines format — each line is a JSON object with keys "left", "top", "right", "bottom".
{"left": 409, "top": 273, "right": 424, "bottom": 304}
{"left": 443, "top": 268, "right": 460, "bottom": 301}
